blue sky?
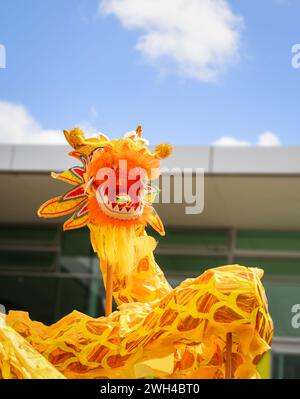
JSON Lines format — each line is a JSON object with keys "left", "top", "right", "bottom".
{"left": 0, "top": 0, "right": 300, "bottom": 145}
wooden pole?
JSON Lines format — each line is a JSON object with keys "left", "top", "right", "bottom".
{"left": 105, "top": 262, "right": 114, "bottom": 317}
{"left": 225, "top": 332, "right": 232, "bottom": 379}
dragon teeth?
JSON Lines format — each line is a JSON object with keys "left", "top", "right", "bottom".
{"left": 99, "top": 185, "right": 143, "bottom": 215}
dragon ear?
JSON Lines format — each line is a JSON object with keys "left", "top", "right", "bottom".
{"left": 146, "top": 207, "right": 165, "bottom": 236}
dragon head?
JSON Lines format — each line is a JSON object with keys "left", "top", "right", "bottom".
{"left": 38, "top": 126, "right": 172, "bottom": 275}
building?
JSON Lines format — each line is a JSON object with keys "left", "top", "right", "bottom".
{"left": 0, "top": 143, "right": 300, "bottom": 378}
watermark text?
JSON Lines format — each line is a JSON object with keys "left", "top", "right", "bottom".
{"left": 291, "top": 304, "right": 300, "bottom": 328}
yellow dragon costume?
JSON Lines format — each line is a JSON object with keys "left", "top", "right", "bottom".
{"left": 0, "top": 126, "right": 273, "bottom": 379}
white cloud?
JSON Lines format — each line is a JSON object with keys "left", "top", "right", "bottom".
{"left": 257, "top": 131, "right": 281, "bottom": 146}
{"left": 213, "top": 136, "right": 250, "bottom": 146}
{"left": 0, "top": 101, "right": 99, "bottom": 144}
{"left": 0, "top": 101, "right": 64, "bottom": 144}
{"left": 213, "top": 131, "right": 281, "bottom": 147}
{"left": 100, "top": 0, "right": 243, "bottom": 81}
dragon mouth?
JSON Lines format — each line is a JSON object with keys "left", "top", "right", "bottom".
{"left": 95, "top": 185, "right": 144, "bottom": 220}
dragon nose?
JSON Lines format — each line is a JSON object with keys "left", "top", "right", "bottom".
{"left": 115, "top": 193, "right": 131, "bottom": 204}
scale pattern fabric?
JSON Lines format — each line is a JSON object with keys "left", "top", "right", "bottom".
{"left": 3, "top": 266, "right": 272, "bottom": 379}
{"left": 0, "top": 127, "right": 273, "bottom": 379}
{"left": 0, "top": 315, "right": 65, "bottom": 379}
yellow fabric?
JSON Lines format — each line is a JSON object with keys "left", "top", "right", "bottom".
{"left": 90, "top": 224, "right": 139, "bottom": 278}
{"left": 2, "top": 265, "right": 273, "bottom": 379}
{"left": 134, "top": 354, "right": 175, "bottom": 378}
{"left": 0, "top": 315, "right": 65, "bottom": 379}
{"left": 91, "top": 226, "right": 172, "bottom": 305}
{"left": 257, "top": 351, "right": 271, "bottom": 379}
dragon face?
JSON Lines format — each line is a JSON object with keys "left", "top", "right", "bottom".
{"left": 87, "top": 138, "right": 160, "bottom": 226}
{"left": 38, "top": 126, "right": 172, "bottom": 236}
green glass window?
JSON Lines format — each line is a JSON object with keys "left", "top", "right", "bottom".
{"left": 0, "top": 276, "right": 58, "bottom": 324}
{"left": 62, "top": 229, "right": 92, "bottom": 257}
{"left": 156, "top": 255, "right": 227, "bottom": 276}
{"left": 155, "top": 228, "right": 228, "bottom": 248}
{"left": 237, "top": 230, "right": 300, "bottom": 252}
{"left": 0, "top": 226, "right": 59, "bottom": 243}
{"left": 0, "top": 250, "right": 57, "bottom": 270}
{"left": 272, "top": 354, "right": 300, "bottom": 379}
{"left": 264, "top": 281, "right": 300, "bottom": 337}
{"left": 234, "top": 258, "right": 300, "bottom": 277}
{"left": 0, "top": 275, "right": 104, "bottom": 324}
{"left": 0, "top": 226, "right": 60, "bottom": 271}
